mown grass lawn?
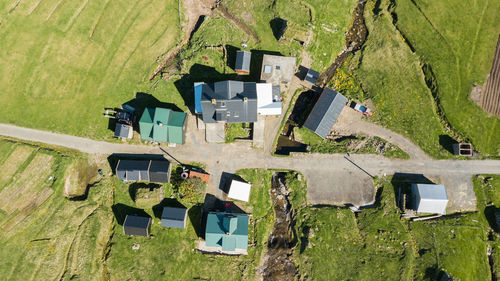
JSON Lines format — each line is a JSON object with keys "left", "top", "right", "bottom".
{"left": 0, "top": 0, "right": 182, "bottom": 140}
{"left": 394, "top": 0, "right": 500, "bottom": 156}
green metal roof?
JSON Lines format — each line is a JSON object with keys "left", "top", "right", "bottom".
{"left": 205, "top": 212, "right": 248, "bottom": 250}
{"left": 168, "top": 111, "right": 186, "bottom": 128}
{"left": 139, "top": 107, "right": 186, "bottom": 143}
{"left": 139, "top": 108, "right": 155, "bottom": 141}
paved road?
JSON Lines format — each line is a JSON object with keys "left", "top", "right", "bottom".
{"left": 1, "top": 123, "right": 499, "bottom": 209}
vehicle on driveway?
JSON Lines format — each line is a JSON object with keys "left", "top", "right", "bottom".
{"left": 349, "top": 101, "right": 372, "bottom": 116}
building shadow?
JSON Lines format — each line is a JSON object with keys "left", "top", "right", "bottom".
{"left": 296, "top": 65, "right": 309, "bottom": 80}
{"left": 107, "top": 153, "right": 167, "bottom": 175}
{"left": 269, "top": 18, "right": 287, "bottom": 41}
{"left": 226, "top": 45, "right": 240, "bottom": 71}
{"left": 188, "top": 203, "right": 203, "bottom": 238}
{"left": 129, "top": 183, "right": 162, "bottom": 202}
{"left": 391, "top": 173, "right": 434, "bottom": 210}
{"left": 484, "top": 206, "right": 499, "bottom": 232}
{"left": 152, "top": 198, "right": 186, "bottom": 218}
{"left": 289, "top": 89, "right": 320, "bottom": 126}
{"left": 439, "top": 135, "right": 456, "bottom": 155}
{"left": 111, "top": 203, "right": 150, "bottom": 225}
{"left": 218, "top": 172, "right": 246, "bottom": 195}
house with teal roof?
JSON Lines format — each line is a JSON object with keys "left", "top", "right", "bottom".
{"left": 139, "top": 107, "right": 187, "bottom": 144}
{"left": 205, "top": 212, "right": 248, "bottom": 252}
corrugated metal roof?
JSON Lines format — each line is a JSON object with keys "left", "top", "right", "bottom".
{"left": 235, "top": 51, "right": 251, "bottom": 73}
{"left": 194, "top": 83, "right": 203, "bottom": 113}
{"left": 114, "top": 123, "right": 131, "bottom": 138}
{"left": 305, "top": 68, "right": 320, "bottom": 84}
{"left": 161, "top": 207, "right": 187, "bottom": 229}
{"left": 303, "top": 88, "right": 347, "bottom": 139}
{"left": 124, "top": 215, "right": 151, "bottom": 236}
{"left": 205, "top": 212, "right": 248, "bottom": 250}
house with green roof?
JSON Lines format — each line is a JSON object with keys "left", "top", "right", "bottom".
{"left": 139, "top": 107, "right": 187, "bottom": 144}
{"left": 205, "top": 212, "right": 248, "bottom": 252}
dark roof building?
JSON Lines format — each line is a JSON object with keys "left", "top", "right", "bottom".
{"left": 305, "top": 68, "right": 320, "bottom": 85}
{"left": 123, "top": 215, "right": 152, "bottom": 237}
{"left": 116, "top": 159, "right": 170, "bottom": 183}
{"left": 495, "top": 209, "right": 500, "bottom": 232}
{"left": 235, "top": 51, "right": 251, "bottom": 74}
{"left": 114, "top": 123, "right": 133, "bottom": 139}
{"left": 303, "top": 88, "right": 347, "bottom": 139}
{"left": 161, "top": 207, "right": 188, "bottom": 229}
{"left": 199, "top": 80, "right": 258, "bottom": 123}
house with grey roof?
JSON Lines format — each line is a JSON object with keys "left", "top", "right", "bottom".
{"left": 161, "top": 207, "right": 188, "bottom": 229}
{"left": 123, "top": 215, "right": 152, "bottom": 237}
{"left": 199, "top": 80, "right": 258, "bottom": 123}
{"left": 116, "top": 159, "right": 170, "bottom": 183}
{"left": 114, "top": 123, "right": 133, "bottom": 139}
{"left": 303, "top": 88, "right": 347, "bottom": 139}
{"left": 235, "top": 51, "right": 251, "bottom": 74}
{"left": 304, "top": 68, "right": 320, "bottom": 85}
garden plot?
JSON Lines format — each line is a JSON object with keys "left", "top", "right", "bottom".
{"left": 0, "top": 145, "right": 35, "bottom": 186}
{"left": 0, "top": 153, "right": 54, "bottom": 231}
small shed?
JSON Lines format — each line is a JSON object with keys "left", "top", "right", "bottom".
{"left": 161, "top": 207, "right": 188, "bottom": 229}
{"left": 452, "top": 143, "right": 473, "bottom": 156}
{"left": 123, "top": 215, "right": 152, "bottom": 237}
{"left": 114, "top": 123, "right": 133, "bottom": 139}
{"left": 303, "top": 88, "right": 347, "bottom": 139}
{"left": 189, "top": 170, "right": 210, "bottom": 183}
{"left": 305, "top": 68, "right": 320, "bottom": 85}
{"left": 148, "top": 160, "right": 170, "bottom": 183}
{"left": 411, "top": 184, "right": 448, "bottom": 215}
{"left": 227, "top": 180, "right": 251, "bottom": 202}
{"left": 235, "top": 51, "right": 251, "bottom": 74}
{"left": 116, "top": 159, "right": 170, "bottom": 183}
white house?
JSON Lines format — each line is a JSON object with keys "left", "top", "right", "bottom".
{"left": 411, "top": 184, "right": 448, "bottom": 215}
{"left": 256, "top": 83, "right": 282, "bottom": 116}
{"left": 228, "top": 180, "right": 252, "bottom": 202}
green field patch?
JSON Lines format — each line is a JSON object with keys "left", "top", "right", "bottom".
{"left": 353, "top": 0, "right": 449, "bottom": 158}
{"left": 393, "top": 0, "right": 500, "bottom": 155}
{"left": 0, "top": 145, "right": 35, "bottom": 187}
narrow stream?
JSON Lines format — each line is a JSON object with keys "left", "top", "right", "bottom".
{"left": 258, "top": 173, "right": 297, "bottom": 281}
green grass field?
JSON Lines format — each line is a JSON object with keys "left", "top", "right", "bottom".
{"left": 394, "top": 0, "right": 500, "bottom": 156}
{"left": 352, "top": 0, "right": 450, "bottom": 158}
{"left": 0, "top": 0, "right": 182, "bottom": 140}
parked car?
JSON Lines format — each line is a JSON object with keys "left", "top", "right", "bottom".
{"left": 349, "top": 101, "right": 372, "bottom": 116}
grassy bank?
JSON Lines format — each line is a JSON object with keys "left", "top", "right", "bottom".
{"left": 352, "top": 0, "right": 450, "bottom": 158}
{"left": 393, "top": 0, "right": 500, "bottom": 156}
{"left": 294, "top": 127, "right": 410, "bottom": 159}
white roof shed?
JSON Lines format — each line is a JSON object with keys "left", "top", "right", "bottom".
{"left": 411, "top": 184, "right": 448, "bottom": 215}
{"left": 256, "top": 83, "right": 282, "bottom": 115}
{"left": 228, "top": 180, "right": 252, "bottom": 202}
